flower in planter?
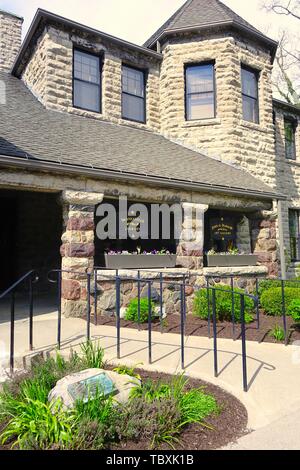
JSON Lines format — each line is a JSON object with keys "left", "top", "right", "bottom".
{"left": 106, "top": 249, "right": 172, "bottom": 255}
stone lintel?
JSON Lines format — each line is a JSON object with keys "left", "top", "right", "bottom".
{"left": 203, "top": 266, "right": 268, "bottom": 277}
{"left": 62, "top": 190, "right": 104, "bottom": 206}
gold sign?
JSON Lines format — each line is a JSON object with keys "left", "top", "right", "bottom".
{"left": 210, "top": 217, "right": 235, "bottom": 241}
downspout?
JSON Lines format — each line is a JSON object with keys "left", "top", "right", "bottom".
{"left": 277, "top": 199, "right": 287, "bottom": 280}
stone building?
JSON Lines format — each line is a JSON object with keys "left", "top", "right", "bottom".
{"left": 0, "top": 0, "right": 299, "bottom": 317}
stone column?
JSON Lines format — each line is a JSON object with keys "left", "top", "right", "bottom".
{"left": 176, "top": 203, "right": 208, "bottom": 270}
{"left": 249, "top": 210, "right": 279, "bottom": 277}
{"left": 60, "top": 190, "right": 104, "bottom": 317}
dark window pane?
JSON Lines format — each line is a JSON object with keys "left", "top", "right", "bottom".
{"left": 186, "top": 65, "right": 214, "bottom": 94}
{"left": 242, "top": 95, "right": 259, "bottom": 123}
{"left": 74, "top": 80, "right": 100, "bottom": 112}
{"left": 187, "top": 92, "right": 215, "bottom": 120}
{"left": 74, "top": 50, "right": 100, "bottom": 84}
{"left": 122, "top": 66, "right": 144, "bottom": 98}
{"left": 285, "top": 120, "right": 296, "bottom": 160}
{"left": 242, "top": 68, "right": 258, "bottom": 99}
{"left": 289, "top": 210, "right": 300, "bottom": 260}
{"left": 122, "top": 93, "right": 145, "bottom": 122}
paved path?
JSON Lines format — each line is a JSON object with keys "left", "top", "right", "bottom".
{"left": 1, "top": 302, "right": 300, "bottom": 446}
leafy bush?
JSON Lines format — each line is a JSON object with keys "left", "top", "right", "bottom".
{"left": 0, "top": 397, "right": 75, "bottom": 450}
{"left": 269, "top": 325, "right": 285, "bottom": 342}
{"left": 125, "top": 298, "right": 156, "bottom": 323}
{"left": 287, "top": 299, "right": 300, "bottom": 323}
{"left": 179, "top": 388, "right": 219, "bottom": 426}
{"left": 258, "top": 278, "right": 300, "bottom": 296}
{"left": 193, "top": 285, "right": 255, "bottom": 323}
{"left": 260, "top": 287, "right": 300, "bottom": 316}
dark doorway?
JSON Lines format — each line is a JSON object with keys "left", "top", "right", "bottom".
{"left": 0, "top": 189, "right": 62, "bottom": 292}
{"left": 0, "top": 197, "right": 16, "bottom": 290}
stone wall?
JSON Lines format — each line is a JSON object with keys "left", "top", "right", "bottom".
{"left": 0, "top": 10, "right": 22, "bottom": 71}
{"left": 273, "top": 103, "right": 300, "bottom": 276}
{"left": 22, "top": 24, "right": 161, "bottom": 133}
{"left": 249, "top": 210, "right": 279, "bottom": 277}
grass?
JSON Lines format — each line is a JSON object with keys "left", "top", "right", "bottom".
{"left": 0, "top": 343, "right": 220, "bottom": 450}
{"left": 269, "top": 325, "right": 285, "bottom": 342}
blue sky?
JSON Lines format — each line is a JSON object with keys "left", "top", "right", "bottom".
{"left": 0, "top": 0, "right": 293, "bottom": 45}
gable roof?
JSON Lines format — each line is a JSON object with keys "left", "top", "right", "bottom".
{"left": 12, "top": 8, "right": 162, "bottom": 78}
{"left": 144, "top": 0, "right": 277, "bottom": 58}
{"left": 0, "top": 72, "right": 282, "bottom": 200}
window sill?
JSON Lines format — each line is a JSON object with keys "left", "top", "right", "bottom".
{"left": 182, "top": 118, "right": 221, "bottom": 128}
{"left": 239, "top": 120, "right": 268, "bottom": 133}
{"left": 286, "top": 159, "right": 300, "bottom": 167}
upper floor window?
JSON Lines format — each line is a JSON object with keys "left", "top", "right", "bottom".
{"left": 284, "top": 118, "right": 297, "bottom": 160}
{"left": 73, "top": 49, "right": 101, "bottom": 113}
{"left": 122, "top": 65, "right": 146, "bottom": 123}
{"left": 185, "top": 63, "right": 215, "bottom": 120}
{"left": 241, "top": 66, "right": 259, "bottom": 123}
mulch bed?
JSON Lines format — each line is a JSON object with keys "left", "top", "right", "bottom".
{"left": 96, "top": 311, "right": 300, "bottom": 345}
{"left": 0, "top": 369, "right": 248, "bottom": 451}
{"left": 108, "top": 368, "right": 248, "bottom": 451}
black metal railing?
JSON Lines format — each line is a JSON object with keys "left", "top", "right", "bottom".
{"left": 205, "top": 274, "right": 300, "bottom": 346}
{"left": 0, "top": 270, "right": 39, "bottom": 372}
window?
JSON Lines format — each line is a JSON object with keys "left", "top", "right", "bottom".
{"left": 185, "top": 63, "right": 215, "bottom": 120}
{"left": 289, "top": 209, "right": 300, "bottom": 260}
{"left": 122, "top": 65, "right": 146, "bottom": 123}
{"left": 73, "top": 49, "right": 101, "bottom": 113}
{"left": 284, "top": 119, "right": 296, "bottom": 160}
{"left": 241, "top": 66, "right": 259, "bottom": 123}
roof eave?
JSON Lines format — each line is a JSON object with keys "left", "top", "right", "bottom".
{"left": 273, "top": 98, "right": 300, "bottom": 114}
{"left": 12, "top": 8, "right": 162, "bottom": 77}
{"left": 146, "top": 20, "right": 278, "bottom": 62}
{"left": 0, "top": 154, "right": 285, "bottom": 201}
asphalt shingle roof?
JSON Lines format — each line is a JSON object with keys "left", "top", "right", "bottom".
{"left": 144, "top": 0, "right": 272, "bottom": 48}
{"left": 0, "top": 72, "right": 278, "bottom": 198}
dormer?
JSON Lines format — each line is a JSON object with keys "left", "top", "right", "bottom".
{"left": 12, "top": 9, "right": 162, "bottom": 132}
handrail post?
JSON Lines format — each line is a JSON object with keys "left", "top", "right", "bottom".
{"left": 137, "top": 270, "right": 141, "bottom": 331}
{"left": 207, "top": 277, "right": 211, "bottom": 338}
{"left": 255, "top": 277, "right": 260, "bottom": 331}
{"left": 10, "top": 292, "right": 15, "bottom": 374}
{"left": 281, "top": 279, "right": 288, "bottom": 345}
{"left": 231, "top": 276, "right": 236, "bottom": 340}
{"left": 57, "top": 271, "right": 62, "bottom": 350}
{"left": 180, "top": 283, "right": 185, "bottom": 370}
{"left": 148, "top": 281, "right": 152, "bottom": 364}
{"left": 116, "top": 274, "right": 121, "bottom": 359}
{"left": 87, "top": 273, "right": 91, "bottom": 342}
{"left": 160, "top": 272, "right": 163, "bottom": 333}
{"left": 29, "top": 274, "right": 34, "bottom": 351}
{"left": 240, "top": 294, "right": 248, "bottom": 392}
{"left": 94, "top": 268, "right": 98, "bottom": 326}
{"left": 212, "top": 288, "right": 218, "bottom": 378}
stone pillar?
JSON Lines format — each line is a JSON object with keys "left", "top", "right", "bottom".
{"left": 236, "top": 216, "right": 251, "bottom": 253}
{"left": 249, "top": 210, "right": 279, "bottom": 277}
{"left": 176, "top": 203, "right": 208, "bottom": 270}
{"left": 60, "top": 190, "right": 104, "bottom": 317}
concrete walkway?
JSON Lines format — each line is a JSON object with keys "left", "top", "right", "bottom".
{"left": 1, "top": 302, "right": 300, "bottom": 446}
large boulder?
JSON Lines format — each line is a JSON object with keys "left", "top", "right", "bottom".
{"left": 48, "top": 368, "right": 140, "bottom": 410}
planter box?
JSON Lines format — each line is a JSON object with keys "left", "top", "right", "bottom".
{"left": 104, "top": 254, "right": 177, "bottom": 269}
{"left": 207, "top": 254, "right": 258, "bottom": 267}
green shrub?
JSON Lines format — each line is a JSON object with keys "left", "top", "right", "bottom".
{"left": 258, "top": 278, "right": 300, "bottom": 296}
{"left": 260, "top": 287, "right": 300, "bottom": 316}
{"left": 193, "top": 285, "right": 255, "bottom": 323}
{"left": 125, "top": 298, "right": 156, "bottom": 323}
{"left": 287, "top": 299, "right": 300, "bottom": 322}
{"left": 179, "top": 388, "right": 219, "bottom": 426}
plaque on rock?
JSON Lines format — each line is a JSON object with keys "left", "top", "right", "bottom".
{"left": 67, "top": 372, "right": 118, "bottom": 403}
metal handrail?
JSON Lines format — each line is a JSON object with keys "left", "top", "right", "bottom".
{"left": 0, "top": 270, "right": 39, "bottom": 373}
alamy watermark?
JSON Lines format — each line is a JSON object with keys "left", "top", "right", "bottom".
{"left": 95, "top": 197, "right": 205, "bottom": 251}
